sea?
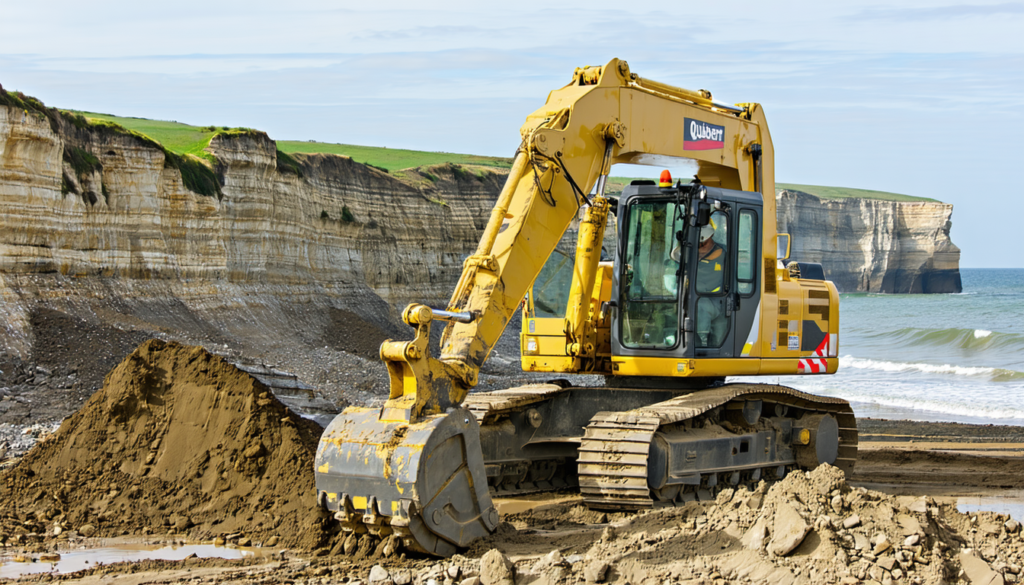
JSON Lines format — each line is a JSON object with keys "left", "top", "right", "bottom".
{"left": 731, "top": 268, "right": 1024, "bottom": 426}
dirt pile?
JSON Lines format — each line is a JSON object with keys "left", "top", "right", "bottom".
{"left": 532, "top": 464, "right": 1023, "bottom": 584}
{"left": 429, "top": 464, "right": 1024, "bottom": 585}
{"left": 0, "top": 339, "right": 336, "bottom": 551}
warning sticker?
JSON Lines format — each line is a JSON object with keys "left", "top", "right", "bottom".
{"left": 788, "top": 335, "right": 800, "bottom": 350}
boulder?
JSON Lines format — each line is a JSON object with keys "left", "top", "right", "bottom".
{"left": 369, "top": 565, "right": 391, "bottom": 583}
{"left": 960, "top": 552, "right": 1006, "bottom": 585}
{"left": 769, "top": 502, "right": 811, "bottom": 556}
{"left": 584, "top": 560, "right": 610, "bottom": 583}
{"left": 742, "top": 517, "right": 768, "bottom": 551}
{"left": 480, "top": 550, "right": 515, "bottom": 585}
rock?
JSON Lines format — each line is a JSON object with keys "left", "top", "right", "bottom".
{"left": 172, "top": 514, "right": 193, "bottom": 531}
{"left": 584, "top": 560, "right": 610, "bottom": 583}
{"left": 904, "top": 534, "right": 920, "bottom": 547}
{"left": 458, "top": 579, "right": 480, "bottom": 585}
{"left": 897, "top": 514, "right": 922, "bottom": 536}
{"left": 745, "top": 493, "right": 764, "bottom": 510}
{"left": 392, "top": 570, "right": 412, "bottom": 585}
{"left": 243, "top": 442, "right": 266, "bottom": 459}
{"left": 39, "top": 553, "right": 61, "bottom": 562}
{"left": 843, "top": 514, "right": 862, "bottom": 529}
{"left": 1007, "top": 520, "right": 1021, "bottom": 534}
{"left": 892, "top": 568, "right": 903, "bottom": 580}
{"left": 873, "top": 534, "right": 893, "bottom": 555}
{"left": 369, "top": 565, "right": 391, "bottom": 583}
{"left": 960, "top": 551, "right": 1006, "bottom": 585}
{"left": 265, "top": 535, "right": 279, "bottom": 547}
{"left": 878, "top": 556, "right": 897, "bottom": 571}
{"left": 532, "top": 550, "right": 567, "bottom": 573}
{"left": 855, "top": 532, "right": 871, "bottom": 551}
{"left": 831, "top": 495, "right": 844, "bottom": 514}
{"left": 742, "top": 517, "right": 768, "bottom": 551}
{"left": 237, "top": 537, "right": 252, "bottom": 547}
{"left": 769, "top": 502, "right": 811, "bottom": 556}
{"left": 480, "top": 549, "right": 515, "bottom": 585}
{"left": 79, "top": 524, "right": 96, "bottom": 537}
{"left": 447, "top": 565, "right": 461, "bottom": 579}
{"left": 214, "top": 536, "right": 226, "bottom": 546}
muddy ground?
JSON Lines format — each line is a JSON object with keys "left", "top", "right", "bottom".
{"left": 4, "top": 312, "right": 1024, "bottom": 583}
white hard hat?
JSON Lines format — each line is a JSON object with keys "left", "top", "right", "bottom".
{"left": 700, "top": 223, "right": 715, "bottom": 243}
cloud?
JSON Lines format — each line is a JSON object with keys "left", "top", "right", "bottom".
{"left": 848, "top": 2, "right": 1024, "bottom": 21}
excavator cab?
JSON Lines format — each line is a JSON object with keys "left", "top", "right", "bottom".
{"left": 522, "top": 179, "right": 768, "bottom": 379}
{"left": 612, "top": 181, "right": 764, "bottom": 363}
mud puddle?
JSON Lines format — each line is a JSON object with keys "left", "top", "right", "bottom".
{"left": 0, "top": 543, "right": 278, "bottom": 579}
{"left": 957, "top": 490, "right": 1024, "bottom": 521}
{"left": 493, "top": 492, "right": 581, "bottom": 516}
{"left": 856, "top": 481, "right": 1024, "bottom": 521}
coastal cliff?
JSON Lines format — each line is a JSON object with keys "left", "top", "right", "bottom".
{"left": 0, "top": 100, "right": 502, "bottom": 396}
{"left": 776, "top": 189, "right": 962, "bottom": 294}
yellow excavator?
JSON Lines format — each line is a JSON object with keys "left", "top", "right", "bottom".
{"left": 314, "top": 58, "right": 857, "bottom": 556}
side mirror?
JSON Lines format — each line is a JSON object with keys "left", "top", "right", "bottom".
{"left": 696, "top": 202, "right": 711, "bottom": 226}
{"left": 776, "top": 233, "right": 791, "bottom": 260}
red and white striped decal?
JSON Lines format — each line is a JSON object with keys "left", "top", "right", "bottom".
{"left": 798, "top": 336, "right": 830, "bottom": 374}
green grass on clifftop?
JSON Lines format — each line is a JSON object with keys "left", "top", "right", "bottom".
{"left": 73, "top": 112, "right": 223, "bottom": 159}
{"left": 57, "top": 111, "right": 935, "bottom": 203}
{"left": 276, "top": 141, "right": 513, "bottom": 171}
{"left": 777, "top": 183, "right": 936, "bottom": 203}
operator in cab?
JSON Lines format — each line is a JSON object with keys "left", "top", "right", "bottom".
{"left": 696, "top": 218, "right": 728, "bottom": 347}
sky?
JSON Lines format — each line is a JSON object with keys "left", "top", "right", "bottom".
{"left": 1, "top": 1, "right": 1021, "bottom": 267}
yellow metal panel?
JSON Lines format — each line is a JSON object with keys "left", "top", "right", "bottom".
{"left": 525, "top": 318, "right": 566, "bottom": 336}
{"left": 611, "top": 356, "right": 762, "bottom": 377}
{"left": 521, "top": 356, "right": 577, "bottom": 373}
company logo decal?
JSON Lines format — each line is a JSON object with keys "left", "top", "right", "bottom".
{"left": 684, "top": 118, "right": 725, "bottom": 150}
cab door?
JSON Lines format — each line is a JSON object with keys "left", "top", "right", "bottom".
{"left": 690, "top": 190, "right": 762, "bottom": 359}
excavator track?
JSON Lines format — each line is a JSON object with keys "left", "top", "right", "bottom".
{"left": 577, "top": 383, "right": 858, "bottom": 510}
{"left": 464, "top": 384, "right": 581, "bottom": 496}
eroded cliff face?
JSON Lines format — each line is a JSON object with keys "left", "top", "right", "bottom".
{"left": 776, "top": 189, "right": 962, "bottom": 293}
{"left": 0, "top": 104, "right": 502, "bottom": 364}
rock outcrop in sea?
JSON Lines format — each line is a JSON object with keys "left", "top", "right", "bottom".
{"left": 777, "top": 189, "right": 962, "bottom": 294}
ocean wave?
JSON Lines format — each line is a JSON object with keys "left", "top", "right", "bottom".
{"left": 821, "top": 391, "right": 1024, "bottom": 422}
{"left": 860, "top": 326, "right": 1024, "bottom": 354}
{"left": 840, "top": 356, "right": 1024, "bottom": 381}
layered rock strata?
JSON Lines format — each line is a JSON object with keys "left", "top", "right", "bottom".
{"left": 777, "top": 189, "right": 962, "bottom": 293}
{"left": 0, "top": 104, "right": 502, "bottom": 361}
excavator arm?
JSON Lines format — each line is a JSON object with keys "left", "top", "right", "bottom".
{"left": 383, "top": 58, "right": 774, "bottom": 419}
{"left": 315, "top": 58, "right": 776, "bottom": 556}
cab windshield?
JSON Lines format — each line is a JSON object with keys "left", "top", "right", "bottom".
{"left": 620, "top": 200, "right": 686, "bottom": 348}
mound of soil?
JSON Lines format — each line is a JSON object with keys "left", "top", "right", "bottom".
{"left": 0, "top": 339, "right": 336, "bottom": 550}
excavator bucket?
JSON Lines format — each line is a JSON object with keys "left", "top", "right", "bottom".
{"left": 314, "top": 405, "right": 499, "bottom": 557}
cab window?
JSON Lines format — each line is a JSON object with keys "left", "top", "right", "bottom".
{"left": 620, "top": 200, "right": 685, "bottom": 349}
